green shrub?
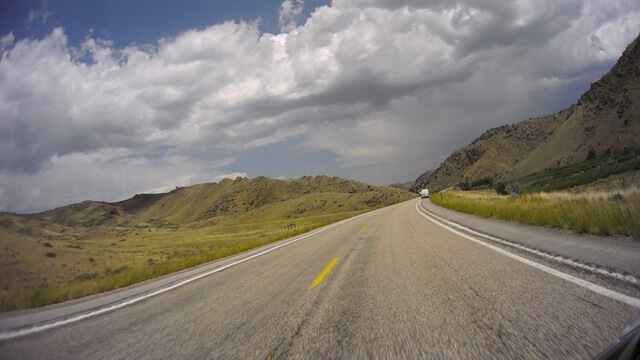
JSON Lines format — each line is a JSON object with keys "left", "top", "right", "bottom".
{"left": 495, "top": 183, "right": 509, "bottom": 195}
{"left": 470, "top": 177, "right": 493, "bottom": 189}
{"left": 507, "top": 182, "right": 521, "bottom": 194}
{"left": 458, "top": 180, "right": 471, "bottom": 191}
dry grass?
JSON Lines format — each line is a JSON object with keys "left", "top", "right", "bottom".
{"left": 0, "top": 176, "right": 415, "bottom": 313}
{"left": 431, "top": 188, "right": 640, "bottom": 239}
{"left": 0, "top": 211, "right": 360, "bottom": 312}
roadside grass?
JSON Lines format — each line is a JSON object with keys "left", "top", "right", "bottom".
{"left": 430, "top": 188, "right": 640, "bottom": 239}
{"left": 0, "top": 211, "right": 361, "bottom": 312}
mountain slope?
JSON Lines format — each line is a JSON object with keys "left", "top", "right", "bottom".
{"left": 1, "top": 176, "right": 414, "bottom": 231}
{"left": 114, "top": 175, "right": 408, "bottom": 225}
{"left": 0, "top": 176, "right": 414, "bottom": 311}
{"left": 413, "top": 33, "right": 640, "bottom": 192}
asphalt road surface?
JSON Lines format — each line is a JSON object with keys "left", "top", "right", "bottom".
{"left": 1, "top": 199, "right": 639, "bottom": 359}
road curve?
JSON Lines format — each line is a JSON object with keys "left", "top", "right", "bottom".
{"left": 1, "top": 199, "right": 639, "bottom": 358}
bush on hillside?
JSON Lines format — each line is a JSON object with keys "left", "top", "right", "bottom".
{"left": 495, "top": 183, "right": 509, "bottom": 195}
{"left": 458, "top": 180, "right": 471, "bottom": 191}
{"left": 470, "top": 177, "right": 494, "bottom": 188}
{"left": 507, "top": 182, "right": 522, "bottom": 195}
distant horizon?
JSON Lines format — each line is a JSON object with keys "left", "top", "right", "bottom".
{"left": 1, "top": 0, "right": 639, "bottom": 213}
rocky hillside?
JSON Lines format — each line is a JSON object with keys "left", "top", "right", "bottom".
{"left": 413, "top": 33, "right": 640, "bottom": 192}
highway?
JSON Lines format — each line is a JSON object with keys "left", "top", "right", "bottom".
{"left": 1, "top": 199, "right": 639, "bottom": 358}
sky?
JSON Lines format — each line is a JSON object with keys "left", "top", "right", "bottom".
{"left": 0, "top": 0, "right": 639, "bottom": 213}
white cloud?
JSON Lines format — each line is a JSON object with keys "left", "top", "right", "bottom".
{"left": 279, "top": 0, "right": 305, "bottom": 32}
{"left": 0, "top": 32, "right": 14, "bottom": 53}
{"left": 0, "top": 0, "right": 639, "bottom": 212}
{"left": 0, "top": 149, "right": 238, "bottom": 213}
{"left": 25, "top": 0, "right": 52, "bottom": 25}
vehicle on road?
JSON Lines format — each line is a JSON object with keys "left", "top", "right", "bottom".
{"left": 420, "top": 189, "right": 429, "bottom": 198}
{"left": 596, "top": 316, "right": 640, "bottom": 360}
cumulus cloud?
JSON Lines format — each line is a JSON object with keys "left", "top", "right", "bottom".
{"left": 0, "top": 33, "right": 14, "bottom": 52}
{"left": 279, "top": 0, "right": 305, "bottom": 32}
{"left": 0, "top": 0, "right": 639, "bottom": 212}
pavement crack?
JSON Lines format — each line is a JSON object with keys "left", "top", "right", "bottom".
{"left": 446, "top": 265, "right": 487, "bottom": 303}
{"left": 269, "top": 230, "right": 367, "bottom": 359}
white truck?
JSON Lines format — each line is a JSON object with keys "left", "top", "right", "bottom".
{"left": 420, "top": 188, "right": 429, "bottom": 198}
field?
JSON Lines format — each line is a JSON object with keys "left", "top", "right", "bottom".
{"left": 0, "top": 176, "right": 414, "bottom": 312}
{"left": 430, "top": 188, "right": 640, "bottom": 239}
{"left": 0, "top": 211, "right": 361, "bottom": 312}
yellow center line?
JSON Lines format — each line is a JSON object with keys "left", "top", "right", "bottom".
{"left": 311, "top": 258, "right": 339, "bottom": 288}
{"left": 360, "top": 226, "right": 367, "bottom": 233}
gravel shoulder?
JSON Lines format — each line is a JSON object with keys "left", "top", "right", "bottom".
{"left": 421, "top": 198, "right": 640, "bottom": 277}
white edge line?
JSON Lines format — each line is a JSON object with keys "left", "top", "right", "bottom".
{"left": 0, "top": 207, "right": 381, "bottom": 341}
{"left": 418, "top": 202, "right": 640, "bottom": 285}
{"left": 415, "top": 201, "right": 640, "bottom": 309}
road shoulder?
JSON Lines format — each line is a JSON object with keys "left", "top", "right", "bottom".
{"left": 420, "top": 199, "right": 640, "bottom": 277}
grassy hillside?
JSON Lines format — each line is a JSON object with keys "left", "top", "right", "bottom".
{"left": 122, "top": 176, "right": 387, "bottom": 224}
{"left": 413, "top": 33, "right": 640, "bottom": 192}
{"left": 453, "top": 149, "right": 640, "bottom": 194}
{"left": 503, "top": 150, "right": 640, "bottom": 194}
{"left": 0, "top": 176, "right": 414, "bottom": 312}
{"left": 429, "top": 152, "right": 640, "bottom": 239}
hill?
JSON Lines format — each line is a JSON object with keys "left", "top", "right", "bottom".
{"left": 0, "top": 175, "right": 414, "bottom": 311}
{"left": 2, "top": 175, "right": 413, "bottom": 232}
{"left": 413, "top": 33, "right": 640, "bottom": 192}
{"left": 115, "top": 175, "right": 403, "bottom": 225}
